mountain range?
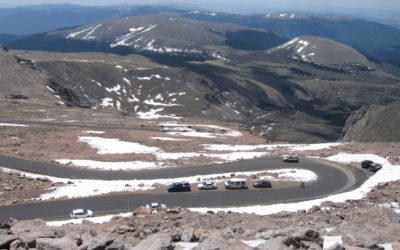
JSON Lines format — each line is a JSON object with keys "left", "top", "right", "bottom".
{"left": 1, "top": 6, "right": 400, "bottom": 142}
{"left": 2, "top": 5, "right": 400, "bottom": 60}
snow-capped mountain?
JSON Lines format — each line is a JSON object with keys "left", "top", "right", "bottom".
{"left": 267, "top": 36, "right": 374, "bottom": 72}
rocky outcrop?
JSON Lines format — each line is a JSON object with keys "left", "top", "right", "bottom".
{"left": 132, "top": 233, "right": 173, "bottom": 250}
{"left": 10, "top": 219, "right": 56, "bottom": 247}
{"left": 36, "top": 237, "right": 78, "bottom": 250}
{"left": 340, "top": 101, "right": 400, "bottom": 142}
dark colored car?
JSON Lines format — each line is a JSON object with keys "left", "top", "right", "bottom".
{"left": 283, "top": 155, "right": 299, "bottom": 163}
{"left": 369, "top": 163, "right": 382, "bottom": 172}
{"left": 361, "top": 160, "right": 373, "bottom": 169}
{"left": 167, "top": 182, "right": 191, "bottom": 192}
{"left": 253, "top": 179, "right": 272, "bottom": 188}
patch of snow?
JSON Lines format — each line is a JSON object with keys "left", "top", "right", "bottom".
{"left": 241, "top": 239, "right": 266, "bottom": 248}
{"left": 175, "top": 242, "right": 198, "bottom": 249}
{"left": 150, "top": 137, "right": 190, "bottom": 141}
{"left": 202, "top": 143, "right": 341, "bottom": 152}
{"left": 56, "top": 159, "right": 166, "bottom": 171}
{"left": 78, "top": 136, "right": 161, "bottom": 154}
{"left": 378, "top": 202, "right": 400, "bottom": 214}
{"left": 123, "top": 77, "right": 131, "bottom": 85}
{"left": 323, "top": 236, "right": 342, "bottom": 250}
{"left": 101, "top": 97, "right": 113, "bottom": 108}
{"left": 137, "top": 74, "right": 162, "bottom": 80}
{"left": 82, "top": 24, "right": 102, "bottom": 40}
{"left": 325, "top": 227, "right": 336, "bottom": 233}
{"left": 47, "top": 212, "right": 132, "bottom": 226}
{"left": 66, "top": 24, "right": 101, "bottom": 39}
{"left": 143, "top": 99, "right": 182, "bottom": 107}
{"left": 46, "top": 86, "right": 55, "bottom": 92}
{"left": 136, "top": 108, "right": 183, "bottom": 120}
{"left": 378, "top": 243, "right": 393, "bottom": 250}
{"left": 0, "top": 123, "right": 28, "bottom": 127}
{"left": 297, "top": 40, "right": 310, "bottom": 53}
{"left": 105, "top": 85, "right": 121, "bottom": 94}
{"left": 84, "top": 131, "right": 105, "bottom": 134}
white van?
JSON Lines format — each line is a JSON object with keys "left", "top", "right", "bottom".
{"left": 224, "top": 178, "right": 248, "bottom": 189}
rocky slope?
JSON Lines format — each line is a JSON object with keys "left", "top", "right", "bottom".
{"left": 1, "top": 180, "right": 399, "bottom": 249}
{"left": 2, "top": 39, "right": 400, "bottom": 142}
{"left": 340, "top": 101, "right": 400, "bottom": 142}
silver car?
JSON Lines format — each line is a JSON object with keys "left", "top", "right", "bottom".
{"left": 70, "top": 209, "right": 93, "bottom": 219}
{"left": 197, "top": 181, "right": 217, "bottom": 190}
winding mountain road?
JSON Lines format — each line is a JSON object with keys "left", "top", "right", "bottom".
{"left": 0, "top": 154, "right": 367, "bottom": 222}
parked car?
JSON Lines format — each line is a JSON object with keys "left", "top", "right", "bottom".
{"left": 70, "top": 209, "right": 93, "bottom": 219}
{"left": 369, "top": 163, "right": 382, "bottom": 172}
{"left": 145, "top": 202, "right": 167, "bottom": 210}
{"left": 283, "top": 155, "right": 299, "bottom": 163}
{"left": 167, "top": 182, "right": 191, "bottom": 192}
{"left": 224, "top": 178, "right": 248, "bottom": 189}
{"left": 253, "top": 179, "right": 272, "bottom": 188}
{"left": 197, "top": 181, "right": 217, "bottom": 190}
{"left": 361, "top": 160, "right": 373, "bottom": 169}
{"left": 361, "top": 160, "right": 382, "bottom": 172}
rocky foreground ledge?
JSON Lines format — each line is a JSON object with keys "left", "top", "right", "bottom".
{"left": 1, "top": 181, "right": 400, "bottom": 250}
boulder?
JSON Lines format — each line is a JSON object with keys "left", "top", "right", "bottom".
{"left": 10, "top": 219, "right": 56, "bottom": 247}
{"left": 293, "top": 228, "right": 322, "bottom": 245}
{"left": 87, "top": 236, "right": 114, "bottom": 250}
{"left": 181, "top": 226, "right": 197, "bottom": 242}
{"left": 170, "top": 228, "right": 182, "bottom": 242}
{"left": 9, "top": 239, "right": 24, "bottom": 250}
{"left": 104, "top": 237, "right": 132, "bottom": 250}
{"left": 256, "top": 238, "right": 291, "bottom": 250}
{"left": 132, "top": 233, "right": 173, "bottom": 250}
{"left": 261, "top": 230, "right": 276, "bottom": 240}
{"left": 337, "top": 207, "right": 400, "bottom": 246}
{"left": 0, "top": 235, "right": 18, "bottom": 249}
{"left": 302, "top": 241, "right": 323, "bottom": 250}
{"left": 196, "top": 237, "right": 252, "bottom": 250}
{"left": 36, "top": 237, "right": 78, "bottom": 250}
{"left": 133, "top": 207, "right": 152, "bottom": 217}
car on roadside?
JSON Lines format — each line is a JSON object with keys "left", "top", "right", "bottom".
{"left": 369, "top": 163, "right": 382, "bottom": 172}
{"left": 361, "top": 160, "right": 382, "bottom": 172}
{"left": 361, "top": 160, "right": 373, "bottom": 169}
{"left": 145, "top": 202, "right": 167, "bottom": 210}
{"left": 197, "top": 181, "right": 217, "bottom": 190}
{"left": 253, "top": 179, "right": 272, "bottom": 188}
{"left": 224, "top": 178, "right": 248, "bottom": 189}
{"left": 167, "top": 182, "right": 191, "bottom": 192}
{"left": 283, "top": 155, "right": 299, "bottom": 163}
{"left": 70, "top": 209, "right": 93, "bottom": 219}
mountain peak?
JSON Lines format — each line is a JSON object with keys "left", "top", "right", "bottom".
{"left": 0, "top": 44, "right": 9, "bottom": 52}
{"left": 268, "top": 36, "right": 374, "bottom": 70}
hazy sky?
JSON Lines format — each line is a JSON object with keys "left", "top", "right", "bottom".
{"left": 0, "top": 0, "right": 398, "bottom": 13}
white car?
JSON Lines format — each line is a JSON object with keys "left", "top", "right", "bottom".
{"left": 224, "top": 178, "right": 248, "bottom": 189}
{"left": 70, "top": 209, "right": 93, "bottom": 219}
{"left": 197, "top": 181, "right": 217, "bottom": 190}
{"left": 145, "top": 202, "right": 167, "bottom": 210}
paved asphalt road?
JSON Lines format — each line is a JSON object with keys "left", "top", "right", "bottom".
{"left": 0, "top": 155, "right": 367, "bottom": 222}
